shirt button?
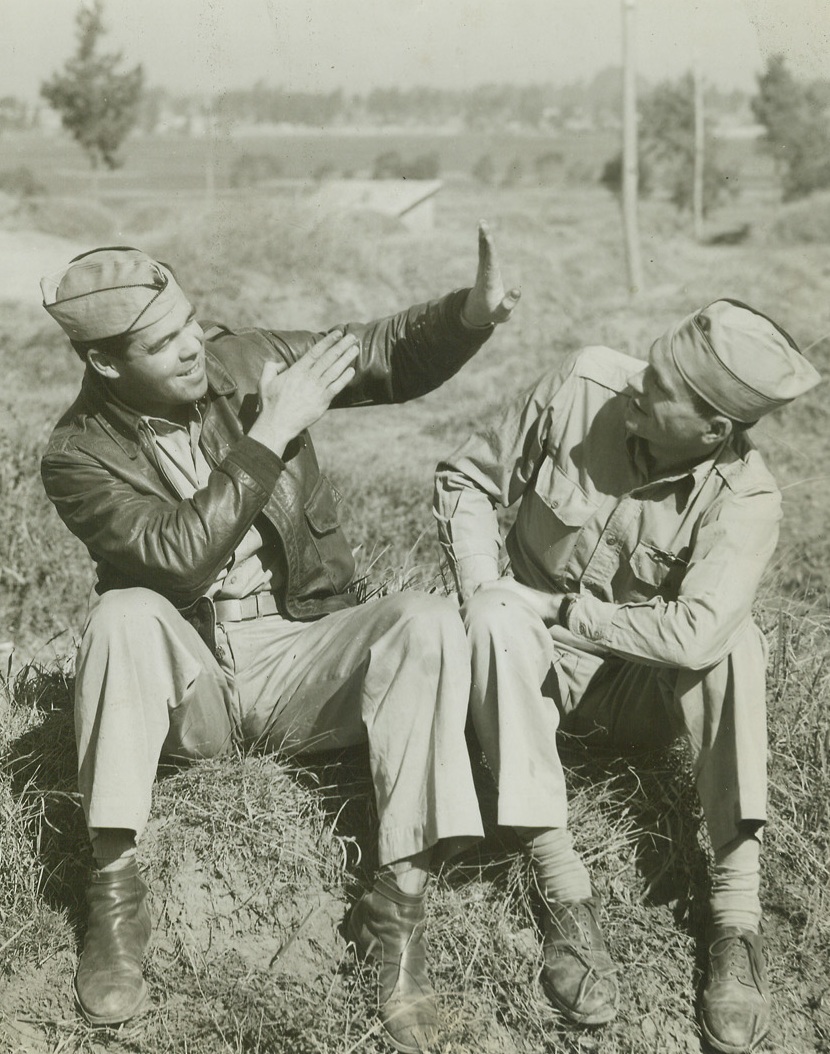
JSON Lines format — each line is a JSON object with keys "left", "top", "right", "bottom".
{"left": 551, "top": 500, "right": 559, "bottom": 509}
{"left": 606, "top": 536, "right": 617, "bottom": 547}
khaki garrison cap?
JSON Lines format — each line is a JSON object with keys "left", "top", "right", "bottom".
{"left": 662, "top": 298, "right": 821, "bottom": 422}
{"left": 41, "top": 246, "right": 185, "bottom": 343}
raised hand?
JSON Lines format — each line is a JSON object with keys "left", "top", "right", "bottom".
{"left": 461, "top": 220, "right": 521, "bottom": 328}
{"left": 248, "top": 330, "right": 360, "bottom": 456}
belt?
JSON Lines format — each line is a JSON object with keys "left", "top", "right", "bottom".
{"left": 213, "top": 591, "right": 280, "bottom": 622}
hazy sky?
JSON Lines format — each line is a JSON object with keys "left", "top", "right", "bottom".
{"left": 3, "top": 0, "right": 829, "bottom": 103}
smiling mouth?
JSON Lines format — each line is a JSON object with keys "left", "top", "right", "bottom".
{"left": 179, "top": 360, "right": 203, "bottom": 378}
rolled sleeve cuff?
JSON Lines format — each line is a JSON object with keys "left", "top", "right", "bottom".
{"left": 452, "top": 553, "right": 501, "bottom": 600}
{"left": 446, "top": 288, "right": 495, "bottom": 345}
{"left": 565, "top": 594, "right": 618, "bottom": 644}
{"left": 223, "top": 435, "right": 285, "bottom": 495}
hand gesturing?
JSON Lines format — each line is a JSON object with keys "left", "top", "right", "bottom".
{"left": 248, "top": 330, "right": 359, "bottom": 456}
{"left": 461, "top": 220, "right": 521, "bottom": 328}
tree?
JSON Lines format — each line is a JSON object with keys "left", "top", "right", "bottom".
{"left": 0, "top": 96, "right": 30, "bottom": 133}
{"left": 621, "top": 0, "right": 643, "bottom": 295}
{"left": 638, "top": 73, "right": 731, "bottom": 217}
{"left": 501, "top": 156, "right": 524, "bottom": 187}
{"left": 371, "top": 151, "right": 440, "bottom": 180}
{"left": 471, "top": 153, "right": 496, "bottom": 185}
{"left": 752, "top": 54, "right": 830, "bottom": 201}
{"left": 229, "top": 152, "right": 283, "bottom": 189}
{"left": 372, "top": 150, "right": 406, "bottom": 179}
{"left": 41, "top": 0, "right": 143, "bottom": 175}
{"left": 599, "top": 151, "right": 652, "bottom": 198}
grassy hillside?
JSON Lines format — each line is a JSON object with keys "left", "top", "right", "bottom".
{"left": 1, "top": 178, "right": 829, "bottom": 1053}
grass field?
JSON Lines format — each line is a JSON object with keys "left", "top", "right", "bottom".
{"left": 1, "top": 140, "right": 829, "bottom": 1053}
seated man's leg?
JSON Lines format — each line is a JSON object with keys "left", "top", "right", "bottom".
{"left": 463, "top": 586, "right": 619, "bottom": 1027}
{"left": 673, "top": 624, "right": 769, "bottom": 1054}
{"left": 74, "top": 587, "right": 234, "bottom": 1026}
{"left": 559, "top": 622, "right": 770, "bottom": 1054}
{"left": 227, "top": 591, "right": 483, "bottom": 1053}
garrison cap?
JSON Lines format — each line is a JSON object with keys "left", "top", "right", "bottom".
{"left": 661, "top": 298, "right": 821, "bottom": 422}
{"left": 40, "top": 246, "right": 186, "bottom": 343}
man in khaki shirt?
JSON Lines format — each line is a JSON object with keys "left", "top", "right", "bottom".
{"left": 434, "top": 300, "right": 820, "bottom": 1053}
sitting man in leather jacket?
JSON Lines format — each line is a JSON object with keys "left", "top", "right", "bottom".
{"left": 40, "top": 224, "right": 519, "bottom": 1052}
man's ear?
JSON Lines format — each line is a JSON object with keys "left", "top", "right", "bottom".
{"left": 86, "top": 347, "right": 121, "bottom": 380}
{"left": 705, "top": 414, "right": 733, "bottom": 444}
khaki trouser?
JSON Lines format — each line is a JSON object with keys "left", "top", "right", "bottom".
{"left": 463, "top": 585, "right": 768, "bottom": 851}
{"left": 75, "top": 588, "right": 484, "bottom": 866}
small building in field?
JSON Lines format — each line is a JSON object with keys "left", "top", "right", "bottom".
{"left": 306, "top": 179, "right": 442, "bottom": 232}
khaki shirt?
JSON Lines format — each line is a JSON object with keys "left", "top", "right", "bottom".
{"left": 434, "top": 346, "right": 782, "bottom": 670}
{"left": 141, "top": 413, "right": 280, "bottom": 600}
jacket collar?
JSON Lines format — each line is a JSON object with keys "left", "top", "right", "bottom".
{"left": 80, "top": 347, "right": 238, "bottom": 458}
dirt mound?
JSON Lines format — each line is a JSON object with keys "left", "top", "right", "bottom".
{"left": 0, "top": 228, "right": 88, "bottom": 309}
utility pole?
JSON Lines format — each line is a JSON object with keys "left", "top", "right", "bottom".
{"left": 621, "top": 0, "right": 643, "bottom": 296}
{"left": 693, "top": 57, "right": 705, "bottom": 243}
{"left": 205, "top": 100, "right": 216, "bottom": 207}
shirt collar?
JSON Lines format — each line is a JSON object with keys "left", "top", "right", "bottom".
{"left": 627, "top": 435, "right": 730, "bottom": 504}
{"left": 140, "top": 404, "right": 203, "bottom": 436}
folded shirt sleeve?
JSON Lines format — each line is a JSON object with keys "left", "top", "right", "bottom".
{"left": 434, "top": 356, "right": 582, "bottom": 600}
{"left": 565, "top": 487, "right": 782, "bottom": 670}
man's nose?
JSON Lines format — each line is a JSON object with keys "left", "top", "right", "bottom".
{"left": 184, "top": 324, "right": 203, "bottom": 355}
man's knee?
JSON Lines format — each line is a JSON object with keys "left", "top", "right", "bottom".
{"left": 380, "top": 591, "right": 466, "bottom": 650}
{"left": 462, "top": 585, "right": 545, "bottom": 646}
{"left": 83, "top": 587, "right": 179, "bottom": 640}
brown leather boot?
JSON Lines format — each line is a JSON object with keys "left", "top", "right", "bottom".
{"left": 540, "top": 894, "right": 619, "bottom": 1026}
{"left": 699, "top": 926, "right": 770, "bottom": 1053}
{"left": 74, "top": 860, "right": 152, "bottom": 1026}
{"left": 346, "top": 874, "right": 439, "bottom": 1053}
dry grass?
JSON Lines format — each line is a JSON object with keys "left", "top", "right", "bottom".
{"left": 3, "top": 618, "right": 826, "bottom": 1052}
{"left": 1, "top": 178, "right": 830, "bottom": 1052}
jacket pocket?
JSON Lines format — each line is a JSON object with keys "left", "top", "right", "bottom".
{"left": 535, "top": 459, "right": 596, "bottom": 527}
{"left": 629, "top": 541, "right": 687, "bottom": 595}
{"left": 304, "top": 475, "right": 341, "bottom": 535}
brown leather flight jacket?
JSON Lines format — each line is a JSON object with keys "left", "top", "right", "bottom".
{"left": 41, "top": 289, "right": 490, "bottom": 620}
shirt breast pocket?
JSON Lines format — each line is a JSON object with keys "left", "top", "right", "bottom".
{"left": 534, "top": 459, "right": 595, "bottom": 528}
{"left": 628, "top": 541, "right": 688, "bottom": 599}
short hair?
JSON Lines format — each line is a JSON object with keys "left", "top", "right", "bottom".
{"left": 70, "top": 330, "right": 134, "bottom": 363}
{"left": 689, "top": 388, "right": 755, "bottom": 434}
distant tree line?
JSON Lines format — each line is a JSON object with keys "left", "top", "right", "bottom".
{"left": 123, "top": 70, "right": 753, "bottom": 137}
{"left": 599, "top": 54, "right": 830, "bottom": 212}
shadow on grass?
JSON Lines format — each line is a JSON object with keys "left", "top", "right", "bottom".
{"left": 278, "top": 740, "right": 380, "bottom": 891}
{"left": 450, "top": 721, "right": 709, "bottom": 927}
{"left": 559, "top": 734, "right": 709, "bottom": 929}
{"left": 4, "top": 664, "right": 89, "bottom": 936}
